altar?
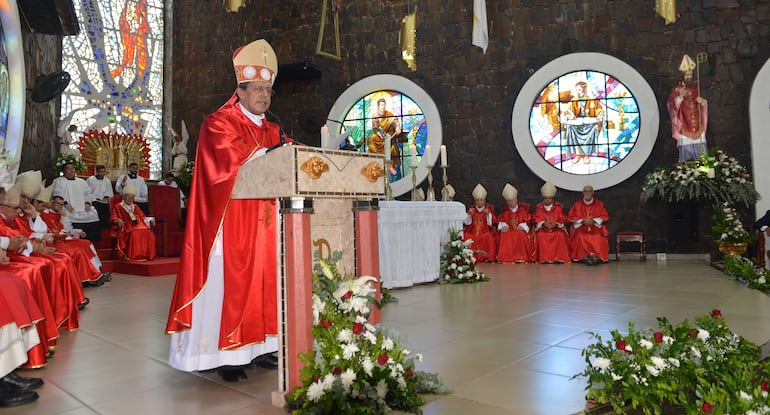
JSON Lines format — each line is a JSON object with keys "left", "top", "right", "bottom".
{"left": 377, "top": 200, "right": 467, "bottom": 288}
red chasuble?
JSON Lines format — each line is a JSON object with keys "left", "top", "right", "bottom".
{"left": 496, "top": 202, "right": 533, "bottom": 263}
{"left": 166, "top": 93, "right": 288, "bottom": 350}
{"left": 567, "top": 198, "right": 610, "bottom": 262}
{"left": 111, "top": 202, "right": 156, "bottom": 261}
{"left": 463, "top": 203, "right": 497, "bottom": 263}
{"left": 532, "top": 202, "right": 571, "bottom": 263}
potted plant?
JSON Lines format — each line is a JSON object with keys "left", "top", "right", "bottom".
{"left": 712, "top": 202, "right": 754, "bottom": 256}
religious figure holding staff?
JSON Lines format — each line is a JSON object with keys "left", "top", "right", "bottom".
{"left": 667, "top": 53, "right": 709, "bottom": 161}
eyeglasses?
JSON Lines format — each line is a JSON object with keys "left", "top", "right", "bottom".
{"left": 249, "top": 85, "right": 275, "bottom": 96}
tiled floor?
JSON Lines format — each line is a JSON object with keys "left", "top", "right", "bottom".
{"left": 7, "top": 258, "right": 770, "bottom": 415}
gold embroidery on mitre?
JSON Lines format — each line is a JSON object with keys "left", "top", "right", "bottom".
{"left": 361, "top": 162, "right": 385, "bottom": 183}
{"left": 300, "top": 156, "right": 329, "bottom": 179}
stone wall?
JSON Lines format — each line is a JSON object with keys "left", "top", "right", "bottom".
{"left": 21, "top": 29, "right": 61, "bottom": 180}
{"left": 171, "top": 0, "right": 770, "bottom": 253}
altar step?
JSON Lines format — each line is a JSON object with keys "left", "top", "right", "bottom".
{"left": 101, "top": 257, "right": 180, "bottom": 277}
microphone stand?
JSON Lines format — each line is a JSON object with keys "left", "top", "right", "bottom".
{"left": 266, "top": 110, "right": 290, "bottom": 152}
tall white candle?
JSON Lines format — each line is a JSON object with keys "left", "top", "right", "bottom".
{"left": 411, "top": 143, "right": 417, "bottom": 166}
{"left": 425, "top": 144, "right": 431, "bottom": 165}
{"left": 321, "top": 125, "right": 330, "bottom": 147}
{"left": 384, "top": 135, "right": 391, "bottom": 162}
{"left": 440, "top": 144, "right": 447, "bottom": 166}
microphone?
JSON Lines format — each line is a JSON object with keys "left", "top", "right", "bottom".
{"left": 267, "top": 110, "right": 287, "bottom": 146}
{"left": 265, "top": 110, "right": 292, "bottom": 152}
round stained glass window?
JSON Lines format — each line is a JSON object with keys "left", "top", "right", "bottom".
{"left": 530, "top": 70, "right": 640, "bottom": 175}
{"left": 513, "top": 53, "right": 659, "bottom": 191}
{"left": 327, "top": 75, "right": 443, "bottom": 197}
{"left": 338, "top": 90, "right": 427, "bottom": 184}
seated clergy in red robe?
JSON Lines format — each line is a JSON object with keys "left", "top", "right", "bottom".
{"left": 567, "top": 185, "right": 610, "bottom": 263}
{"left": 0, "top": 186, "right": 86, "bottom": 332}
{"left": 13, "top": 180, "right": 106, "bottom": 286}
{"left": 532, "top": 182, "right": 571, "bottom": 264}
{"left": 463, "top": 184, "right": 497, "bottom": 262}
{"left": 112, "top": 185, "right": 156, "bottom": 261}
{"left": 496, "top": 183, "right": 532, "bottom": 263}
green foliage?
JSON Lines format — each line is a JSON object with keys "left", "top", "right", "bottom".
{"left": 723, "top": 255, "right": 770, "bottom": 292}
{"left": 53, "top": 154, "right": 87, "bottom": 174}
{"left": 439, "top": 228, "right": 489, "bottom": 284}
{"left": 575, "top": 310, "right": 770, "bottom": 414}
{"left": 288, "top": 253, "right": 449, "bottom": 414}
{"left": 176, "top": 160, "right": 194, "bottom": 187}
{"left": 640, "top": 148, "right": 760, "bottom": 206}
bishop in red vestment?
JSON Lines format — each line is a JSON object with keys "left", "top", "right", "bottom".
{"left": 166, "top": 39, "right": 289, "bottom": 377}
{"left": 111, "top": 185, "right": 156, "bottom": 261}
{"left": 532, "top": 182, "right": 571, "bottom": 263}
{"left": 567, "top": 185, "right": 610, "bottom": 262}
{"left": 496, "top": 183, "right": 532, "bottom": 263}
{"left": 463, "top": 184, "right": 497, "bottom": 263}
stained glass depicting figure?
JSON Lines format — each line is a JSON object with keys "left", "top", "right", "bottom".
{"left": 529, "top": 70, "right": 640, "bottom": 175}
{"left": 60, "top": 0, "right": 164, "bottom": 177}
{"left": 339, "top": 90, "right": 427, "bottom": 182}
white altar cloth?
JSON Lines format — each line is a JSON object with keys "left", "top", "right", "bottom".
{"left": 377, "top": 201, "right": 467, "bottom": 288}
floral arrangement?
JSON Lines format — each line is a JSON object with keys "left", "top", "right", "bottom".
{"left": 288, "top": 252, "right": 448, "bottom": 414}
{"left": 711, "top": 202, "right": 754, "bottom": 244}
{"left": 176, "top": 160, "right": 194, "bottom": 187}
{"left": 723, "top": 255, "right": 770, "bottom": 292}
{"left": 575, "top": 310, "right": 770, "bottom": 415}
{"left": 640, "top": 148, "right": 759, "bottom": 206}
{"left": 439, "top": 228, "right": 489, "bottom": 284}
{"left": 53, "top": 153, "right": 87, "bottom": 175}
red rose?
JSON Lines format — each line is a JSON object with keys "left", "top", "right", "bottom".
{"left": 341, "top": 291, "right": 353, "bottom": 300}
{"left": 332, "top": 367, "right": 342, "bottom": 375}
{"left": 710, "top": 309, "right": 722, "bottom": 318}
{"left": 352, "top": 322, "right": 364, "bottom": 335}
{"left": 378, "top": 353, "right": 389, "bottom": 365}
{"left": 653, "top": 332, "right": 663, "bottom": 343}
{"left": 701, "top": 402, "right": 713, "bottom": 413}
{"left": 689, "top": 328, "right": 698, "bottom": 338}
{"left": 311, "top": 375, "right": 320, "bottom": 382}
{"left": 321, "top": 318, "right": 332, "bottom": 329}
{"left": 405, "top": 369, "right": 414, "bottom": 379}
{"left": 616, "top": 339, "right": 630, "bottom": 353}
{"left": 762, "top": 380, "right": 770, "bottom": 392}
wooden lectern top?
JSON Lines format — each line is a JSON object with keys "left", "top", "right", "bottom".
{"left": 231, "top": 145, "right": 386, "bottom": 199}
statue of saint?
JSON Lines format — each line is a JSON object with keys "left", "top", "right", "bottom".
{"left": 57, "top": 114, "right": 82, "bottom": 157}
{"left": 667, "top": 54, "right": 708, "bottom": 161}
{"left": 168, "top": 121, "right": 190, "bottom": 174}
